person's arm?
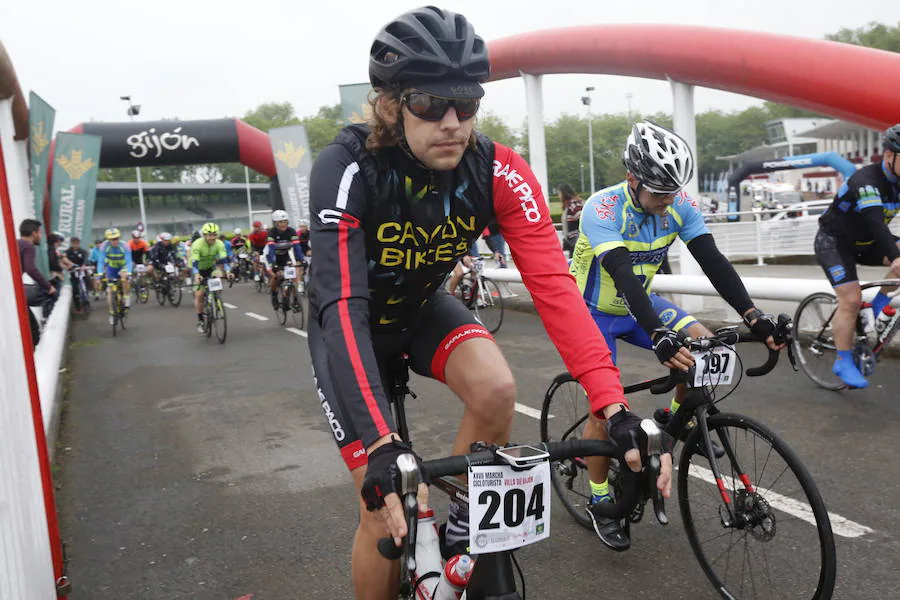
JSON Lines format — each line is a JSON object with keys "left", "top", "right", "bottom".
{"left": 266, "top": 234, "right": 276, "bottom": 266}
{"left": 491, "top": 143, "right": 625, "bottom": 418}
{"left": 309, "top": 143, "right": 396, "bottom": 449}
{"left": 290, "top": 231, "right": 303, "bottom": 262}
{"left": 22, "top": 243, "right": 52, "bottom": 290}
{"left": 124, "top": 247, "right": 133, "bottom": 273}
{"left": 861, "top": 205, "right": 900, "bottom": 262}
{"left": 216, "top": 241, "right": 230, "bottom": 272}
{"left": 190, "top": 241, "right": 201, "bottom": 275}
{"left": 600, "top": 248, "right": 665, "bottom": 334}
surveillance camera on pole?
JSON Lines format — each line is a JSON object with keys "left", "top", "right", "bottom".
{"left": 120, "top": 95, "right": 147, "bottom": 234}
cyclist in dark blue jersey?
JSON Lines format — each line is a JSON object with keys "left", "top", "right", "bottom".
{"left": 815, "top": 124, "right": 900, "bottom": 388}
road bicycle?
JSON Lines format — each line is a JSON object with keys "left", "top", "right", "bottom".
{"left": 154, "top": 262, "right": 183, "bottom": 307}
{"left": 199, "top": 271, "right": 227, "bottom": 344}
{"left": 132, "top": 263, "right": 150, "bottom": 304}
{"left": 377, "top": 356, "right": 665, "bottom": 599}
{"left": 71, "top": 265, "right": 93, "bottom": 318}
{"left": 107, "top": 278, "right": 128, "bottom": 337}
{"left": 234, "top": 252, "right": 254, "bottom": 282}
{"left": 454, "top": 257, "right": 504, "bottom": 334}
{"left": 793, "top": 279, "right": 900, "bottom": 390}
{"left": 272, "top": 264, "right": 304, "bottom": 329}
{"left": 541, "top": 317, "right": 836, "bottom": 600}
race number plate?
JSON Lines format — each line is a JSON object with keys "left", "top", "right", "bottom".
{"left": 207, "top": 277, "right": 223, "bottom": 292}
{"left": 472, "top": 260, "right": 484, "bottom": 272}
{"left": 135, "top": 264, "right": 146, "bottom": 273}
{"left": 284, "top": 266, "right": 297, "bottom": 280}
{"left": 692, "top": 346, "right": 737, "bottom": 386}
{"left": 164, "top": 264, "right": 175, "bottom": 274}
{"left": 468, "top": 461, "right": 551, "bottom": 554}
{"left": 239, "top": 253, "right": 248, "bottom": 259}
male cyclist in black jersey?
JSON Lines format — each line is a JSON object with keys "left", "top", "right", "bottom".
{"left": 265, "top": 210, "right": 304, "bottom": 309}
{"left": 814, "top": 124, "right": 900, "bottom": 388}
{"left": 307, "top": 8, "right": 672, "bottom": 599}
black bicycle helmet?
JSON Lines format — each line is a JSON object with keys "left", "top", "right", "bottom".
{"left": 369, "top": 6, "right": 490, "bottom": 98}
{"left": 883, "top": 124, "right": 900, "bottom": 152}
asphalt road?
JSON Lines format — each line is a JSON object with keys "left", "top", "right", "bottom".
{"left": 55, "top": 280, "right": 900, "bottom": 599}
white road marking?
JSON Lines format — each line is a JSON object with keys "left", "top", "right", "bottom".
{"left": 224, "top": 302, "right": 237, "bottom": 309}
{"left": 245, "top": 312, "right": 268, "bottom": 321}
{"left": 285, "top": 327, "right": 308, "bottom": 338}
{"left": 687, "top": 464, "right": 874, "bottom": 539}
{"left": 514, "top": 402, "right": 552, "bottom": 420}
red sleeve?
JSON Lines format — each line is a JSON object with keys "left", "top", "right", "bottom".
{"left": 491, "top": 143, "right": 626, "bottom": 416}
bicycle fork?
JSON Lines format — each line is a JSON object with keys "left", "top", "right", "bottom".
{"left": 693, "top": 405, "right": 756, "bottom": 529}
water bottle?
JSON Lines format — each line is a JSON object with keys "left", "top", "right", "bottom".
{"left": 874, "top": 305, "right": 897, "bottom": 336}
{"left": 433, "top": 554, "right": 475, "bottom": 600}
{"left": 413, "top": 509, "right": 444, "bottom": 595}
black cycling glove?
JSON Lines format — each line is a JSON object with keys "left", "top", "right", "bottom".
{"left": 652, "top": 329, "right": 686, "bottom": 365}
{"left": 360, "top": 439, "right": 423, "bottom": 512}
{"left": 606, "top": 407, "right": 675, "bottom": 458}
{"left": 747, "top": 311, "right": 777, "bottom": 342}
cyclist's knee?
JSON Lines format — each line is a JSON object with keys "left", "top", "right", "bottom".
{"left": 464, "top": 370, "right": 516, "bottom": 425}
{"left": 835, "top": 287, "right": 862, "bottom": 311}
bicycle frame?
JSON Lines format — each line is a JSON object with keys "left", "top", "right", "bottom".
{"left": 807, "top": 280, "right": 900, "bottom": 360}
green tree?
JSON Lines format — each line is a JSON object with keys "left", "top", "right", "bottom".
{"left": 477, "top": 111, "right": 520, "bottom": 150}
{"left": 826, "top": 21, "right": 900, "bottom": 52}
{"left": 301, "top": 104, "right": 343, "bottom": 159}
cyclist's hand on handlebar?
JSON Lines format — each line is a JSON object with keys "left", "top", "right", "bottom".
{"left": 361, "top": 439, "right": 425, "bottom": 547}
{"left": 606, "top": 407, "right": 673, "bottom": 499}
{"left": 652, "top": 329, "right": 693, "bottom": 372}
{"left": 746, "top": 310, "right": 785, "bottom": 352}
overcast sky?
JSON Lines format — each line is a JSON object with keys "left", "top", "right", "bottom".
{"left": 2, "top": 0, "right": 898, "bottom": 133}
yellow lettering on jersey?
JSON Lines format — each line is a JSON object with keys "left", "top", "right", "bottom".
{"left": 379, "top": 315, "right": 399, "bottom": 325}
{"left": 435, "top": 242, "right": 455, "bottom": 262}
{"left": 456, "top": 215, "right": 476, "bottom": 232}
{"left": 377, "top": 222, "right": 401, "bottom": 243}
{"left": 380, "top": 247, "right": 405, "bottom": 267}
{"left": 386, "top": 296, "right": 406, "bottom": 305}
{"left": 399, "top": 221, "right": 418, "bottom": 245}
{"left": 417, "top": 223, "right": 443, "bottom": 244}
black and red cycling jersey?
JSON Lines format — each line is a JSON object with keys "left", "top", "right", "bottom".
{"left": 308, "top": 124, "right": 623, "bottom": 449}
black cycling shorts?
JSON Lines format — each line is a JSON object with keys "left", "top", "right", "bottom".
{"left": 308, "top": 289, "right": 492, "bottom": 471}
{"left": 815, "top": 229, "right": 899, "bottom": 286}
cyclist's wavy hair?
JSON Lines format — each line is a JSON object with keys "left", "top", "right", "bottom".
{"left": 365, "top": 88, "right": 478, "bottom": 152}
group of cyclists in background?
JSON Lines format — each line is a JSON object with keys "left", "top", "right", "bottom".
{"left": 57, "top": 212, "right": 314, "bottom": 336}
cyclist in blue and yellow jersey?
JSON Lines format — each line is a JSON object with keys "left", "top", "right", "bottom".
{"left": 814, "top": 124, "right": 900, "bottom": 389}
{"left": 97, "top": 227, "right": 133, "bottom": 325}
{"left": 191, "top": 223, "right": 230, "bottom": 333}
{"left": 571, "top": 121, "right": 784, "bottom": 551}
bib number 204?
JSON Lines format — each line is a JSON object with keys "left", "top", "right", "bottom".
{"left": 478, "top": 484, "right": 545, "bottom": 530}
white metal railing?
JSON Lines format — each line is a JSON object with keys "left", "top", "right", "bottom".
{"left": 667, "top": 208, "right": 900, "bottom": 265}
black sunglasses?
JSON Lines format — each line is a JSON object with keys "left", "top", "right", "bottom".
{"left": 402, "top": 91, "right": 480, "bottom": 122}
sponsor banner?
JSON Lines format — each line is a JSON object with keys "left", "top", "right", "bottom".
{"left": 339, "top": 82, "right": 372, "bottom": 125}
{"left": 80, "top": 119, "right": 239, "bottom": 167}
{"left": 27, "top": 92, "right": 55, "bottom": 275}
{"left": 51, "top": 132, "right": 102, "bottom": 244}
{"left": 268, "top": 125, "right": 312, "bottom": 226}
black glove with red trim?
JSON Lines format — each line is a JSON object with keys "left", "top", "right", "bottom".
{"left": 360, "top": 439, "right": 423, "bottom": 511}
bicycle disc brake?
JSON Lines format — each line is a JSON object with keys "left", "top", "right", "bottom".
{"left": 735, "top": 490, "right": 776, "bottom": 542}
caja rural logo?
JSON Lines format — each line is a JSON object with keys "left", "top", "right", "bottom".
{"left": 56, "top": 150, "right": 95, "bottom": 179}
{"left": 275, "top": 141, "right": 307, "bottom": 169}
{"left": 31, "top": 122, "right": 50, "bottom": 156}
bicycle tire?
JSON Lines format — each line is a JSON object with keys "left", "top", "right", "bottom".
{"left": 473, "top": 277, "right": 504, "bottom": 334}
{"left": 792, "top": 292, "right": 846, "bottom": 391}
{"left": 169, "top": 279, "right": 183, "bottom": 307}
{"left": 678, "top": 412, "right": 836, "bottom": 600}
{"left": 540, "top": 372, "right": 593, "bottom": 530}
{"left": 205, "top": 294, "right": 214, "bottom": 338}
{"left": 155, "top": 280, "right": 167, "bottom": 305}
{"left": 290, "top": 287, "right": 305, "bottom": 329}
{"left": 276, "top": 286, "right": 288, "bottom": 326}
{"left": 214, "top": 296, "right": 227, "bottom": 344}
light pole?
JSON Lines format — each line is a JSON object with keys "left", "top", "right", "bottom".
{"left": 625, "top": 92, "right": 633, "bottom": 120}
{"left": 120, "top": 95, "right": 147, "bottom": 236}
{"left": 579, "top": 163, "right": 585, "bottom": 193}
{"left": 581, "top": 87, "right": 595, "bottom": 193}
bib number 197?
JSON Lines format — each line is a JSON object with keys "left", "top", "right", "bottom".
{"left": 692, "top": 346, "right": 737, "bottom": 386}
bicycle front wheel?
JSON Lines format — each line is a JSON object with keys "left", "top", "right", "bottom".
{"left": 276, "top": 286, "right": 288, "bottom": 325}
{"left": 290, "top": 287, "right": 305, "bottom": 329}
{"left": 155, "top": 280, "right": 167, "bottom": 305}
{"left": 473, "top": 277, "right": 504, "bottom": 334}
{"left": 678, "top": 412, "right": 836, "bottom": 600}
{"left": 792, "top": 292, "right": 846, "bottom": 391}
{"left": 214, "top": 296, "right": 227, "bottom": 344}
{"left": 169, "top": 280, "right": 183, "bottom": 307}
{"left": 540, "top": 373, "right": 593, "bottom": 530}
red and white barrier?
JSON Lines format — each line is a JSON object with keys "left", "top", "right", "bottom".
{"left": 0, "top": 99, "right": 64, "bottom": 599}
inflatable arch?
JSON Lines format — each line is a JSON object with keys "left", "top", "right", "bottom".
{"left": 68, "top": 119, "right": 276, "bottom": 176}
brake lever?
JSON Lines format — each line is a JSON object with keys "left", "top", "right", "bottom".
{"left": 640, "top": 420, "right": 668, "bottom": 526}
{"left": 396, "top": 454, "right": 421, "bottom": 573}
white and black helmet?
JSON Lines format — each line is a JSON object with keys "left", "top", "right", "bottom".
{"left": 623, "top": 121, "right": 694, "bottom": 194}
{"left": 271, "top": 209, "right": 289, "bottom": 222}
